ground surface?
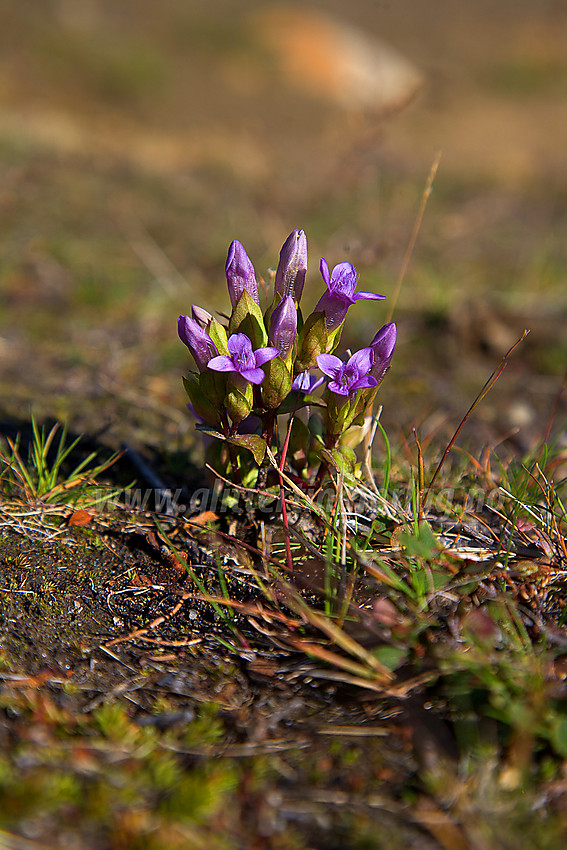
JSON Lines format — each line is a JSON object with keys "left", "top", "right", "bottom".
{"left": 0, "top": 519, "right": 439, "bottom": 849}
{"left": 1, "top": 2, "right": 567, "bottom": 848}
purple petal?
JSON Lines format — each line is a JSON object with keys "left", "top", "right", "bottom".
{"left": 327, "top": 380, "right": 350, "bottom": 396}
{"left": 292, "top": 372, "right": 324, "bottom": 393}
{"left": 319, "top": 257, "right": 330, "bottom": 288}
{"left": 313, "top": 293, "right": 349, "bottom": 330}
{"left": 239, "top": 367, "right": 267, "bottom": 385}
{"left": 353, "top": 291, "right": 386, "bottom": 302}
{"left": 228, "top": 333, "right": 253, "bottom": 359}
{"left": 329, "top": 262, "right": 358, "bottom": 299}
{"left": 178, "top": 314, "right": 191, "bottom": 348}
{"left": 253, "top": 346, "right": 280, "bottom": 367}
{"left": 346, "top": 347, "right": 374, "bottom": 377}
{"left": 317, "top": 353, "right": 343, "bottom": 380}
{"left": 350, "top": 375, "right": 378, "bottom": 392}
{"left": 292, "top": 372, "right": 309, "bottom": 392}
{"left": 208, "top": 355, "right": 236, "bottom": 372}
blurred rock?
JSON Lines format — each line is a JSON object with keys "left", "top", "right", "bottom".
{"left": 255, "top": 6, "right": 423, "bottom": 115}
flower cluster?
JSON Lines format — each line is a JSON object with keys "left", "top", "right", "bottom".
{"left": 178, "top": 230, "right": 396, "bottom": 479}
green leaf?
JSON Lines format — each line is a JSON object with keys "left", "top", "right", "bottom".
{"left": 229, "top": 290, "right": 267, "bottom": 347}
{"left": 550, "top": 715, "right": 567, "bottom": 757}
{"left": 287, "top": 417, "right": 311, "bottom": 470}
{"left": 372, "top": 644, "right": 408, "bottom": 671}
{"left": 398, "top": 523, "right": 440, "bottom": 559}
{"left": 295, "top": 311, "right": 327, "bottom": 372}
{"left": 274, "top": 393, "right": 324, "bottom": 415}
{"left": 195, "top": 424, "right": 267, "bottom": 466}
{"left": 308, "top": 412, "right": 325, "bottom": 439}
{"left": 195, "top": 424, "right": 224, "bottom": 439}
{"left": 228, "top": 434, "right": 267, "bottom": 466}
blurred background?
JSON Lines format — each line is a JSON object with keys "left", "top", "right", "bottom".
{"left": 1, "top": 0, "right": 566, "bottom": 456}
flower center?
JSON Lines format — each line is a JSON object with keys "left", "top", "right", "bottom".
{"left": 331, "top": 268, "right": 356, "bottom": 298}
{"left": 235, "top": 349, "right": 254, "bottom": 370}
{"left": 338, "top": 366, "right": 355, "bottom": 388}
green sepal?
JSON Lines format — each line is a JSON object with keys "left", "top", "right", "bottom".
{"left": 294, "top": 311, "right": 327, "bottom": 372}
{"left": 226, "top": 383, "right": 253, "bottom": 424}
{"left": 287, "top": 419, "right": 312, "bottom": 472}
{"left": 227, "top": 434, "right": 267, "bottom": 466}
{"left": 261, "top": 356, "right": 292, "bottom": 410}
{"left": 199, "top": 368, "right": 227, "bottom": 407}
{"left": 320, "top": 445, "right": 358, "bottom": 477}
{"left": 207, "top": 318, "right": 229, "bottom": 355}
{"left": 229, "top": 290, "right": 268, "bottom": 347}
{"left": 325, "top": 392, "right": 353, "bottom": 437}
{"left": 308, "top": 412, "right": 325, "bottom": 440}
{"left": 182, "top": 373, "right": 222, "bottom": 426}
{"left": 340, "top": 419, "right": 371, "bottom": 449}
{"left": 326, "top": 321, "right": 344, "bottom": 353}
{"left": 350, "top": 386, "right": 378, "bottom": 421}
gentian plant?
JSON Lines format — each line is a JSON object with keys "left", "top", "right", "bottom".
{"left": 178, "top": 230, "right": 396, "bottom": 483}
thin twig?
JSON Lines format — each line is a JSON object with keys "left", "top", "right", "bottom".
{"left": 413, "top": 428, "right": 424, "bottom": 524}
{"left": 386, "top": 151, "right": 441, "bottom": 323}
{"left": 543, "top": 371, "right": 567, "bottom": 444}
{"left": 362, "top": 406, "right": 382, "bottom": 493}
{"left": 424, "top": 330, "right": 530, "bottom": 501}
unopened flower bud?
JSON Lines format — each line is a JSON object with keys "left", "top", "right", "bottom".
{"left": 274, "top": 229, "right": 308, "bottom": 303}
{"left": 268, "top": 294, "right": 297, "bottom": 359}
{"left": 178, "top": 315, "right": 218, "bottom": 372}
{"left": 225, "top": 240, "right": 259, "bottom": 308}
{"left": 191, "top": 304, "right": 214, "bottom": 329}
{"left": 369, "top": 322, "right": 396, "bottom": 381}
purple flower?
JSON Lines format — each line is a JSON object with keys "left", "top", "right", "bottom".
{"left": 369, "top": 322, "right": 397, "bottom": 381}
{"left": 274, "top": 229, "right": 308, "bottom": 303}
{"left": 225, "top": 240, "right": 259, "bottom": 308}
{"left": 208, "top": 333, "right": 279, "bottom": 385}
{"left": 314, "top": 259, "right": 385, "bottom": 330}
{"left": 317, "top": 348, "right": 378, "bottom": 396}
{"left": 178, "top": 315, "right": 218, "bottom": 372}
{"left": 268, "top": 294, "right": 297, "bottom": 358}
{"left": 291, "top": 372, "right": 324, "bottom": 393}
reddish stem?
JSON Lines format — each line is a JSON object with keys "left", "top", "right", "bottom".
{"left": 278, "top": 415, "right": 294, "bottom": 572}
